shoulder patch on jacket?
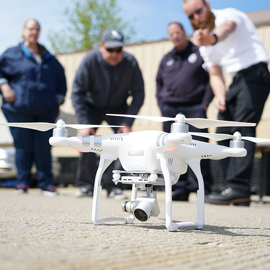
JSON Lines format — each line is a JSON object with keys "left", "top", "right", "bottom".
{"left": 188, "top": 53, "right": 197, "bottom": 63}
{"left": 166, "top": 59, "right": 174, "bottom": 66}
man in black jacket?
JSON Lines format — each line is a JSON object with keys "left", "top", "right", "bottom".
{"left": 156, "top": 22, "right": 213, "bottom": 201}
{"left": 72, "top": 29, "right": 145, "bottom": 199}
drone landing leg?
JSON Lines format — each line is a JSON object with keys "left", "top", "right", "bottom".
{"left": 186, "top": 159, "right": 204, "bottom": 229}
{"left": 92, "top": 155, "right": 126, "bottom": 225}
{"left": 159, "top": 155, "right": 179, "bottom": 232}
{"left": 159, "top": 155, "right": 204, "bottom": 231}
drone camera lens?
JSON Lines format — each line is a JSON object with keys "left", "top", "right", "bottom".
{"left": 122, "top": 201, "right": 129, "bottom": 212}
{"left": 122, "top": 199, "right": 159, "bottom": 222}
{"left": 134, "top": 208, "right": 149, "bottom": 222}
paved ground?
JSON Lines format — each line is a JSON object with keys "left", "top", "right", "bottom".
{"left": 0, "top": 187, "right": 270, "bottom": 270}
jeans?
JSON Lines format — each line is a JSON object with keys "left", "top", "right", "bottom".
{"left": 2, "top": 109, "right": 56, "bottom": 189}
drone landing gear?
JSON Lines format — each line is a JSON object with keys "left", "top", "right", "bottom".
{"left": 91, "top": 155, "right": 129, "bottom": 225}
{"left": 92, "top": 155, "right": 204, "bottom": 232}
{"left": 158, "top": 155, "right": 204, "bottom": 232}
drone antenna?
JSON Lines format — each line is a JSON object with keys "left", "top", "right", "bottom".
{"left": 170, "top": 113, "right": 189, "bottom": 133}
{"left": 53, "top": 119, "right": 68, "bottom": 137}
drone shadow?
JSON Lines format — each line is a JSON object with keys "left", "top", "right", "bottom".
{"left": 92, "top": 221, "right": 270, "bottom": 237}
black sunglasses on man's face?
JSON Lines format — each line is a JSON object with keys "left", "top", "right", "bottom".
{"left": 105, "top": 47, "right": 123, "bottom": 53}
{"left": 188, "top": 7, "right": 203, "bottom": 20}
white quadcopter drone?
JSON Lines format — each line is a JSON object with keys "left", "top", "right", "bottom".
{"left": 1, "top": 114, "right": 269, "bottom": 232}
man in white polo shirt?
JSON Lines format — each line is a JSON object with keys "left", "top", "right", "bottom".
{"left": 183, "top": 0, "right": 270, "bottom": 206}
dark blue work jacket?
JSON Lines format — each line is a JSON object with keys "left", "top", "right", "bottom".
{"left": 0, "top": 43, "right": 67, "bottom": 118}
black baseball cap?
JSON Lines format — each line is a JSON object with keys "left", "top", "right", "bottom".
{"left": 102, "top": 30, "right": 125, "bottom": 48}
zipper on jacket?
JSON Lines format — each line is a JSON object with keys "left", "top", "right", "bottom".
{"left": 106, "top": 67, "right": 118, "bottom": 109}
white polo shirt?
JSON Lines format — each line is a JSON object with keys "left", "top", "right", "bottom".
{"left": 199, "top": 8, "right": 269, "bottom": 76}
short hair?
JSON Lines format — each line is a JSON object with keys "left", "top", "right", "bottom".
{"left": 23, "top": 18, "right": 41, "bottom": 31}
{"left": 183, "top": 0, "right": 205, "bottom": 4}
{"left": 167, "top": 22, "right": 185, "bottom": 31}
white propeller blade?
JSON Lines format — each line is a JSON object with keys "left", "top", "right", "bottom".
{"left": 0, "top": 122, "right": 56, "bottom": 131}
{"left": 242, "top": 136, "right": 270, "bottom": 143}
{"left": 186, "top": 118, "right": 256, "bottom": 129}
{"left": 189, "top": 132, "right": 232, "bottom": 141}
{"left": 64, "top": 124, "right": 124, "bottom": 129}
{"left": 190, "top": 132, "right": 270, "bottom": 143}
{"left": 0, "top": 122, "right": 124, "bottom": 132}
{"left": 107, "top": 114, "right": 256, "bottom": 128}
{"left": 107, "top": 114, "right": 175, "bottom": 122}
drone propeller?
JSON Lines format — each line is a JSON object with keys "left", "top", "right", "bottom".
{"left": 0, "top": 119, "right": 124, "bottom": 132}
{"left": 106, "top": 113, "right": 256, "bottom": 129}
{"left": 189, "top": 131, "right": 270, "bottom": 143}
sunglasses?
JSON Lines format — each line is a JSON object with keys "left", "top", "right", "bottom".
{"left": 188, "top": 7, "right": 204, "bottom": 20}
{"left": 105, "top": 47, "right": 123, "bottom": 53}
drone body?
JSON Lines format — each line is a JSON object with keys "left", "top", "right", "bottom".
{"left": 1, "top": 114, "right": 267, "bottom": 231}
{"left": 49, "top": 130, "right": 246, "bottom": 174}
{"left": 49, "top": 127, "right": 248, "bottom": 231}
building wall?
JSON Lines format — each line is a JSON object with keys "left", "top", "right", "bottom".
{"left": 57, "top": 23, "right": 270, "bottom": 138}
{"left": 256, "top": 25, "right": 270, "bottom": 138}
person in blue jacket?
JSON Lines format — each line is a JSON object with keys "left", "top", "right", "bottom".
{"left": 0, "top": 19, "right": 67, "bottom": 196}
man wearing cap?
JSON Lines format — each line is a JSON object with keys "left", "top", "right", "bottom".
{"left": 72, "top": 29, "right": 145, "bottom": 199}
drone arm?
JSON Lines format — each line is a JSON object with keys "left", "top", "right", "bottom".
{"left": 222, "top": 148, "right": 247, "bottom": 157}
{"left": 166, "top": 133, "right": 192, "bottom": 146}
{"left": 163, "top": 133, "right": 193, "bottom": 152}
{"left": 49, "top": 136, "right": 83, "bottom": 148}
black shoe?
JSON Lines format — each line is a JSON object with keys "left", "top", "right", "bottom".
{"left": 14, "top": 185, "right": 29, "bottom": 195}
{"left": 172, "top": 190, "right": 189, "bottom": 201}
{"left": 107, "top": 188, "right": 127, "bottom": 200}
{"left": 75, "top": 186, "right": 93, "bottom": 198}
{"left": 205, "top": 188, "right": 250, "bottom": 206}
{"left": 41, "top": 185, "right": 59, "bottom": 197}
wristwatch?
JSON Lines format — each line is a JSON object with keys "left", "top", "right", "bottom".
{"left": 211, "top": 33, "right": 218, "bottom": 45}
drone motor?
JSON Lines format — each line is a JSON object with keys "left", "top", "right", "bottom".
{"left": 52, "top": 119, "right": 68, "bottom": 137}
{"left": 170, "top": 122, "right": 189, "bottom": 133}
{"left": 229, "top": 131, "right": 244, "bottom": 148}
{"left": 170, "top": 113, "right": 189, "bottom": 133}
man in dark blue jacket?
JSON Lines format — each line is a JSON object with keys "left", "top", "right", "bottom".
{"left": 156, "top": 22, "right": 213, "bottom": 201}
{"left": 72, "top": 29, "right": 145, "bottom": 199}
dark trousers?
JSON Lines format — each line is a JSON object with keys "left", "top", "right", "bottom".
{"left": 76, "top": 109, "right": 125, "bottom": 193}
{"left": 2, "top": 109, "right": 55, "bottom": 188}
{"left": 216, "top": 62, "right": 270, "bottom": 194}
{"left": 77, "top": 153, "right": 123, "bottom": 193}
{"left": 161, "top": 103, "right": 213, "bottom": 194}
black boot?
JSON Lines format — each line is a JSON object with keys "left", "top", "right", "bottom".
{"left": 205, "top": 188, "right": 250, "bottom": 206}
{"left": 172, "top": 189, "right": 189, "bottom": 201}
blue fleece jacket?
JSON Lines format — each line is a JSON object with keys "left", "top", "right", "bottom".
{"left": 0, "top": 43, "right": 67, "bottom": 118}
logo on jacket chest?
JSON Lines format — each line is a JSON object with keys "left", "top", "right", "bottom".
{"left": 166, "top": 59, "right": 175, "bottom": 66}
{"left": 188, "top": 53, "right": 197, "bottom": 63}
